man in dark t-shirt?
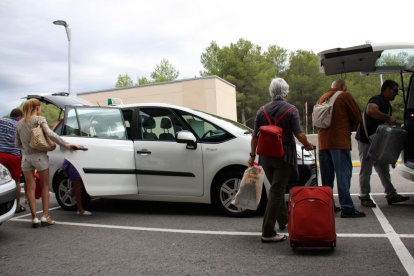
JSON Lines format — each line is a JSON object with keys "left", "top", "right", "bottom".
{"left": 355, "top": 80, "right": 409, "bottom": 207}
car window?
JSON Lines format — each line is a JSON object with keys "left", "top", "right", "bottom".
{"left": 178, "top": 111, "right": 231, "bottom": 142}
{"left": 137, "top": 108, "right": 185, "bottom": 141}
{"left": 62, "top": 107, "right": 127, "bottom": 139}
{"left": 121, "top": 109, "right": 133, "bottom": 139}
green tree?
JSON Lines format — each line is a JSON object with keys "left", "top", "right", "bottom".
{"left": 137, "top": 76, "right": 150, "bottom": 85}
{"left": 200, "top": 39, "right": 287, "bottom": 126}
{"left": 150, "top": 58, "right": 179, "bottom": 82}
{"left": 115, "top": 73, "right": 134, "bottom": 88}
{"left": 285, "top": 50, "right": 328, "bottom": 132}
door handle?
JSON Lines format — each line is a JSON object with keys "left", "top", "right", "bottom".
{"left": 137, "top": 150, "right": 151, "bottom": 155}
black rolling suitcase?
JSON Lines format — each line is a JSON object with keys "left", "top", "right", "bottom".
{"left": 369, "top": 124, "right": 407, "bottom": 166}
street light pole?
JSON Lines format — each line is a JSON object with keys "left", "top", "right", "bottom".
{"left": 53, "top": 20, "right": 72, "bottom": 95}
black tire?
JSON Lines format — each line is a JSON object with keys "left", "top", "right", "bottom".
{"left": 212, "top": 169, "right": 259, "bottom": 217}
{"left": 53, "top": 170, "right": 90, "bottom": 211}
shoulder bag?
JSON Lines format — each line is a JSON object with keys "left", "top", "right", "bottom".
{"left": 29, "top": 118, "right": 56, "bottom": 151}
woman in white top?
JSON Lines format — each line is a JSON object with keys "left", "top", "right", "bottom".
{"left": 16, "top": 98, "right": 81, "bottom": 228}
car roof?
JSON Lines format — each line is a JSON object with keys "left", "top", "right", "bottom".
{"left": 27, "top": 92, "right": 94, "bottom": 109}
{"left": 318, "top": 43, "right": 414, "bottom": 75}
{"left": 117, "top": 102, "right": 200, "bottom": 112}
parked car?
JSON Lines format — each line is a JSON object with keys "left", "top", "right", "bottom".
{"left": 28, "top": 93, "right": 316, "bottom": 217}
{"left": 318, "top": 43, "right": 414, "bottom": 182}
{"left": 0, "top": 163, "right": 17, "bottom": 225}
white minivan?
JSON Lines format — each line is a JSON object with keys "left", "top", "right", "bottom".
{"left": 29, "top": 93, "right": 317, "bottom": 217}
{"left": 318, "top": 43, "right": 414, "bottom": 182}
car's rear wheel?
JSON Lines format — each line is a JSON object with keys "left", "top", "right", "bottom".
{"left": 212, "top": 169, "right": 258, "bottom": 217}
{"left": 53, "top": 171, "right": 90, "bottom": 211}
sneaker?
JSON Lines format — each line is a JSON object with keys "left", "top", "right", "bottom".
{"left": 32, "top": 217, "right": 40, "bottom": 228}
{"left": 261, "top": 234, "right": 287, "bottom": 243}
{"left": 360, "top": 198, "right": 377, "bottom": 208}
{"left": 77, "top": 210, "right": 92, "bottom": 216}
{"left": 334, "top": 206, "right": 341, "bottom": 212}
{"left": 40, "top": 215, "right": 55, "bottom": 226}
{"left": 341, "top": 209, "right": 366, "bottom": 218}
{"left": 387, "top": 194, "right": 410, "bottom": 205}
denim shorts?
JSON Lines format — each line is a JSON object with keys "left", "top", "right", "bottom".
{"left": 22, "top": 153, "right": 49, "bottom": 172}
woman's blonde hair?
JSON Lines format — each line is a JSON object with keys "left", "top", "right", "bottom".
{"left": 22, "top": 98, "right": 41, "bottom": 121}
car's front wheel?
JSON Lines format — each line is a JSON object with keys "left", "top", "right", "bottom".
{"left": 212, "top": 169, "right": 258, "bottom": 217}
{"left": 53, "top": 171, "right": 90, "bottom": 211}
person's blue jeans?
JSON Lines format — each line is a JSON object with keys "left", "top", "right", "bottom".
{"left": 318, "top": 149, "right": 355, "bottom": 210}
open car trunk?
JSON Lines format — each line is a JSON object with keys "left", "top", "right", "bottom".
{"left": 27, "top": 92, "right": 93, "bottom": 110}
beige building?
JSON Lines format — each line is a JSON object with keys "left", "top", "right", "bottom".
{"left": 78, "top": 76, "right": 238, "bottom": 121}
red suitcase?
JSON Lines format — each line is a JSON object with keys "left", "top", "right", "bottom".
{"left": 288, "top": 186, "right": 336, "bottom": 249}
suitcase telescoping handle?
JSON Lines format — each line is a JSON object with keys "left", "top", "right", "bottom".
{"left": 301, "top": 145, "right": 318, "bottom": 186}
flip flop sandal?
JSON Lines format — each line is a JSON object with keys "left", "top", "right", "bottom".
{"left": 15, "top": 205, "right": 26, "bottom": 214}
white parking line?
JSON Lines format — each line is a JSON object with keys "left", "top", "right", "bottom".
{"left": 9, "top": 217, "right": 414, "bottom": 239}
{"left": 370, "top": 197, "right": 414, "bottom": 276}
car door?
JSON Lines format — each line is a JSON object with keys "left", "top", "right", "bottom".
{"left": 404, "top": 75, "right": 414, "bottom": 168}
{"left": 56, "top": 106, "right": 137, "bottom": 196}
{"left": 134, "top": 107, "right": 204, "bottom": 196}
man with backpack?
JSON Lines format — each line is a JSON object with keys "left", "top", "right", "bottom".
{"left": 316, "top": 79, "right": 366, "bottom": 218}
{"left": 355, "top": 80, "right": 409, "bottom": 207}
{"left": 249, "top": 77, "right": 313, "bottom": 243}
{"left": 0, "top": 108, "right": 25, "bottom": 213}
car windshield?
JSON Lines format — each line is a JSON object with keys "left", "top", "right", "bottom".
{"left": 190, "top": 109, "right": 252, "bottom": 135}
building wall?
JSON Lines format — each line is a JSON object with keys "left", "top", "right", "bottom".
{"left": 78, "top": 76, "right": 237, "bottom": 121}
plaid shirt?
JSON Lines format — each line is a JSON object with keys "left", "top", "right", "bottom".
{"left": 0, "top": 117, "right": 20, "bottom": 156}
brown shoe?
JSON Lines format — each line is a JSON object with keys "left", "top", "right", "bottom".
{"left": 361, "top": 198, "right": 376, "bottom": 208}
{"left": 387, "top": 194, "right": 410, "bottom": 205}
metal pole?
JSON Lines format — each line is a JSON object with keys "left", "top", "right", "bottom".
{"left": 67, "top": 27, "right": 72, "bottom": 95}
{"left": 53, "top": 20, "right": 72, "bottom": 96}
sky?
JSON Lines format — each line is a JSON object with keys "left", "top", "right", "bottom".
{"left": 1, "top": 0, "right": 413, "bottom": 115}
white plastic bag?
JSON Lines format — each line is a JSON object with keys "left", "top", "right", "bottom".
{"left": 232, "top": 165, "right": 265, "bottom": 210}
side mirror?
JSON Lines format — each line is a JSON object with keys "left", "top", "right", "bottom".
{"left": 176, "top": 130, "right": 197, "bottom": 150}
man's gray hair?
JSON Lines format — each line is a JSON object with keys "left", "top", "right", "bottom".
{"left": 269, "top": 78, "right": 289, "bottom": 100}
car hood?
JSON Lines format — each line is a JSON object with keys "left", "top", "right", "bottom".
{"left": 318, "top": 43, "right": 414, "bottom": 75}
{"left": 27, "top": 93, "right": 94, "bottom": 110}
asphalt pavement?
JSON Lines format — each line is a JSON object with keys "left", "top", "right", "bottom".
{"left": 1, "top": 166, "right": 414, "bottom": 275}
